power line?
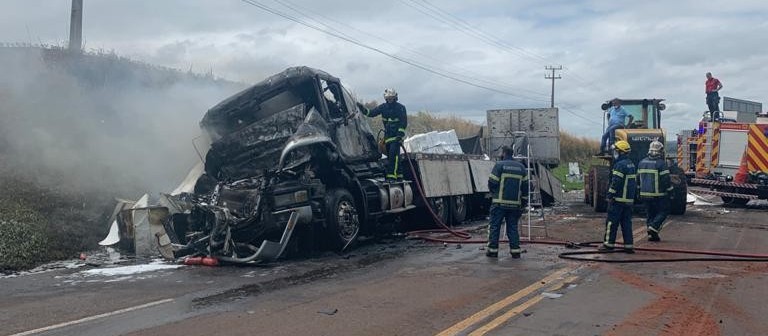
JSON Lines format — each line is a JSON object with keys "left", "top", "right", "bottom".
{"left": 558, "top": 103, "right": 602, "bottom": 127}
{"left": 241, "top": 0, "right": 601, "bottom": 129}
{"left": 406, "top": 0, "right": 611, "bottom": 97}
{"left": 240, "top": 0, "right": 550, "bottom": 104}
{"left": 413, "top": 0, "right": 551, "bottom": 64}
{"left": 271, "top": 0, "right": 549, "bottom": 99}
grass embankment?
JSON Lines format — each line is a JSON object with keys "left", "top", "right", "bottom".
{"left": 0, "top": 168, "right": 113, "bottom": 272}
{"left": 554, "top": 132, "right": 601, "bottom": 191}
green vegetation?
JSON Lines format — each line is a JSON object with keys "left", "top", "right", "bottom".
{"left": 361, "top": 106, "right": 482, "bottom": 139}
{"left": 554, "top": 131, "right": 601, "bottom": 191}
{"left": 551, "top": 165, "right": 583, "bottom": 192}
{"left": 0, "top": 169, "right": 112, "bottom": 272}
{"left": 0, "top": 202, "right": 48, "bottom": 271}
{"left": 406, "top": 110, "right": 481, "bottom": 138}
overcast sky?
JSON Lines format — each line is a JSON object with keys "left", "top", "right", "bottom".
{"left": 1, "top": 0, "right": 767, "bottom": 138}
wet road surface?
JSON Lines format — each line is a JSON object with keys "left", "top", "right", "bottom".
{"left": 3, "top": 196, "right": 768, "bottom": 336}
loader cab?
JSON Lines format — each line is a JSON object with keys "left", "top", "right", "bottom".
{"left": 601, "top": 98, "right": 665, "bottom": 130}
{"left": 603, "top": 99, "right": 667, "bottom": 165}
{"left": 587, "top": 98, "right": 686, "bottom": 215}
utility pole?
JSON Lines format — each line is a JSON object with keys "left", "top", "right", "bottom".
{"left": 545, "top": 65, "right": 562, "bottom": 108}
{"left": 69, "top": 0, "right": 83, "bottom": 52}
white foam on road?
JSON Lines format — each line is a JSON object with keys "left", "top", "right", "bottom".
{"left": 669, "top": 273, "right": 727, "bottom": 279}
{"left": 688, "top": 192, "right": 724, "bottom": 206}
{"left": 82, "top": 260, "right": 183, "bottom": 276}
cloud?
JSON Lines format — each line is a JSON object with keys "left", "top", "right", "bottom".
{"left": 0, "top": 0, "right": 766, "bottom": 141}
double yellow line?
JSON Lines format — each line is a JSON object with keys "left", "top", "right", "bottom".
{"left": 437, "top": 224, "right": 654, "bottom": 335}
{"left": 436, "top": 268, "right": 577, "bottom": 336}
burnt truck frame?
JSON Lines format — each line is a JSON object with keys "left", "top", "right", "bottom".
{"left": 135, "top": 67, "right": 495, "bottom": 264}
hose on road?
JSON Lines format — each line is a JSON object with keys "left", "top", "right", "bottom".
{"left": 397, "top": 145, "right": 768, "bottom": 263}
{"left": 406, "top": 230, "right": 768, "bottom": 263}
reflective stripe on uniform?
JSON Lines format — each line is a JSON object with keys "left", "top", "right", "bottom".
{"left": 612, "top": 170, "right": 625, "bottom": 178}
{"left": 489, "top": 174, "right": 500, "bottom": 181}
{"left": 492, "top": 173, "right": 523, "bottom": 205}
{"left": 639, "top": 168, "right": 665, "bottom": 197}
{"left": 509, "top": 248, "right": 522, "bottom": 253}
{"left": 393, "top": 155, "right": 399, "bottom": 177}
{"left": 617, "top": 174, "right": 636, "bottom": 203}
{"left": 385, "top": 137, "right": 399, "bottom": 143}
{"left": 604, "top": 221, "right": 612, "bottom": 245}
{"left": 398, "top": 128, "right": 406, "bottom": 133}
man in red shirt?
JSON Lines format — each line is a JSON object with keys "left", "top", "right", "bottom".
{"left": 705, "top": 72, "right": 723, "bottom": 121}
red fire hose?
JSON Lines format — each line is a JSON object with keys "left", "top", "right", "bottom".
{"left": 399, "top": 145, "right": 768, "bottom": 263}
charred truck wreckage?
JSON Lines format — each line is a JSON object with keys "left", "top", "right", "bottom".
{"left": 103, "top": 66, "right": 507, "bottom": 264}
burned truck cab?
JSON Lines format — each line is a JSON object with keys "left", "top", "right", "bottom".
{"left": 164, "top": 67, "right": 405, "bottom": 263}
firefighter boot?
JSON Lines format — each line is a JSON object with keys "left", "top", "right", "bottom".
{"left": 486, "top": 248, "right": 498, "bottom": 258}
{"left": 598, "top": 244, "right": 614, "bottom": 251}
{"left": 648, "top": 231, "right": 661, "bottom": 242}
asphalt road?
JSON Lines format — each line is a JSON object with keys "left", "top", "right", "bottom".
{"left": 3, "top": 195, "right": 768, "bottom": 336}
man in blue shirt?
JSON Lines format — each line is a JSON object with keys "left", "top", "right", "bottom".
{"left": 599, "top": 98, "right": 634, "bottom": 154}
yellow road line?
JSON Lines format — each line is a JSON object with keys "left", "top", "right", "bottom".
{"left": 468, "top": 275, "right": 579, "bottom": 336}
{"left": 435, "top": 268, "right": 572, "bottom": 336}
{"left": 438, "top": 218, "right": 668, "bottom": 336}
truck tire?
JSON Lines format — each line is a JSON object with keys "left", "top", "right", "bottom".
{"left": 325, "top": 188, "right": 360, "bottom": 252}
{"left": 584, "top": 168, "right": 594, "bottom": 205}
{"left": 592, "top": 166, "right": 609, "bottom": 213}
{"left": 428, "top": 196, "right": 451, "bottom": 226}
{"left": 668, "top": 167, "right": 688, "bottom": 215}
{"left": 450, "top": 195, "right": 468, "bottom": 225}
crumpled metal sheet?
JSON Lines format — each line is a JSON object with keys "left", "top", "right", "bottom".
{"left": 203, "top": 104, "right": 307, "bottom": 180}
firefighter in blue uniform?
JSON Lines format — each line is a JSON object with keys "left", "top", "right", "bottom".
{"left": 638, "top": 141, "right": 673, "bottom": 242}
{"left": 486, "top": 146, "right": 528, "bottom": 258}
{"left": 362, "top": 88, "right": 408, "bottom": 181}
{"left": 600, "top": 140, "right": 637, "bottom": 253}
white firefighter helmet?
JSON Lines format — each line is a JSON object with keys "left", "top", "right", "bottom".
{"left": 648, "top": 140, "right": 664, "bottom": 157}
{"left": 383, "top": 88, "right": 398, "bottom": 99}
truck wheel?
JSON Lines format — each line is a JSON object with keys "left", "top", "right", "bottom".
{"left": 584, "top": 168, "right": 594, "bottom": 205}
{"left": 428, "top": 196, "right": 451, "bottom": 226}
{"left": 668, "top": 167, "right": 688, "bottom": 215}
{"left": 592, "top": 166, "right": 609, "bottom": 212}
{"left": 325, "top": 188, "right": 360, "bottom": 252}
{"left": 450, "top": 195, "right": 468, "bottom": 225}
